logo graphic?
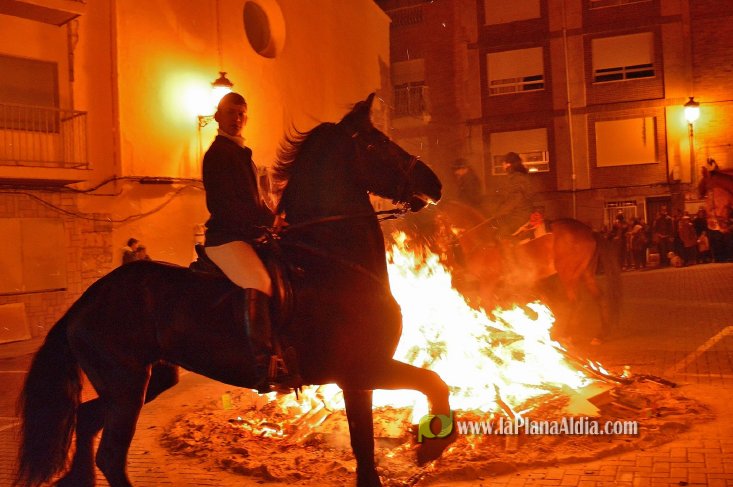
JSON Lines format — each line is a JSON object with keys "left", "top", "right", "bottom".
{"left": 417, "top": 412, "right": 453, "bottom": 442}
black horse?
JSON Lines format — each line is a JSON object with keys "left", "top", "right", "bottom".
{"left": 15, "top": 94, "right": 452, "bottom": 487}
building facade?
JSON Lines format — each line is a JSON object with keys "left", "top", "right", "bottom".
{"left": 0, "top": 0, "right": 390, "bottom": 341}
{"left": 377, "top": 0, "right": 733, "bottom": 228}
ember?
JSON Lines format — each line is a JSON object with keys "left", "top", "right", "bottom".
{"left": 162, "top": 235, "right": 713, "bottom": 485}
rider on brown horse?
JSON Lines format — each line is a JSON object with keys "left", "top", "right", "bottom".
{"left": 487, "top": 152, "right": 535, "bottom": 239}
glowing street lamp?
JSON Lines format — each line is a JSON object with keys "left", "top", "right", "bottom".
{"left": 198, "top": 71, "right": 234, "bottom": 128}
{"left": 210, "top": 71, "right": 234, "bottom": 105}
{"left": 684, "top": 96, "right": 700, "bottom": 124}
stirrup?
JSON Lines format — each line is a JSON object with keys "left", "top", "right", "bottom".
{"left": 261, "top": 347, "right": 303, "bottom": 395}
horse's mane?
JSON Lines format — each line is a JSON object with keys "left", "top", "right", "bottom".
{"left": 271, "top": 127, "right": 314, "bottom": 187}
{"left": 271, "top": 123, "right": 334, "bottom": 212}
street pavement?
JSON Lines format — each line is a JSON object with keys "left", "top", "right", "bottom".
{"left": 1, "top": 263, "right": 732, "bottom": 486}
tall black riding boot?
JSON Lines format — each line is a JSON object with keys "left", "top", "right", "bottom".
{"left": 244, "top": 288, "right": 273, "bottom": 388}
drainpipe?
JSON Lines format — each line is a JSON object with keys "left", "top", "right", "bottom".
{"left": 561, "top": 0, "right": 577, "bottom": 219}
{"left": 66, "top": 20, "right": 79, "bottom": 109}
{"left": 110, "top": 0, "right": 122, "bottom": 177}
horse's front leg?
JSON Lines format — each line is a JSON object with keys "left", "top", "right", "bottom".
{"left": 342, "top": 389, "right": 382, "bottom": 487}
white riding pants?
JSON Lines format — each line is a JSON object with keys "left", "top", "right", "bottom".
{"left": 206, "top": 241, "right": 272, "bottom": 296}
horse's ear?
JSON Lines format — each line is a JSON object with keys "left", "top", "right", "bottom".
{"left": 341, "top": 93, "right": 376, "bottom": 132}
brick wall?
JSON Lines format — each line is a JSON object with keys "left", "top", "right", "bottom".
{"left": 0, "top": 191, "right": 113, "bottom": 338}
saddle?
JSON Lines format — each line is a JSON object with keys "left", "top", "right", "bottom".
{"left": 190, "top": 243, "right": 300, "bottom": 393}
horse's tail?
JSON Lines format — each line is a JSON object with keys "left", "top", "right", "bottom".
{"left": 15, "top": 313, "right": 81, "bottom": 487}
{"left": 593, "top": 232, "right": 622, "bottom": 333}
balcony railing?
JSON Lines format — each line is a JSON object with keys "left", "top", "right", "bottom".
{"left": 393, "top": 84, "right": 429, "bottom": 119}
{"left": 0, "top": 103, "right": 88, "bottom": 169}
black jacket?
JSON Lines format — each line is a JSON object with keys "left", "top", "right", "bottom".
{"left": 202, "top": 136, "right": 273, "bottom": 246}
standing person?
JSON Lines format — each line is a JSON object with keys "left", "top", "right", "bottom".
{"left": 122, "top": 238, "right": 139, "bottom": 265}
{"left": 490, "top": 152, "right": 534, "bottom": 237}
{"left": 693, "top": 208, "right": 708, "bottom": 237}
{"left": 134, "top": 245, "right": 152, "bottom": 261}
{"left": 678, "top": 213, "right": 698, "bottom": 266}
{"left": 697, "top": 230, "right": 711, "bottom": 263}
{"left": 202, "top": 92, "right": 276, "bottom": 388}
{"left": 627, "top": 217, "right": 647, "bottom": 270}
{"left": 450, "top": 158, "right": 483, "bottom": 209}
{"left": 652, "top": 206, "right": 674, "bottom": 267}
{"left": 609, "top": 212, "right": 628, "bottom": 269}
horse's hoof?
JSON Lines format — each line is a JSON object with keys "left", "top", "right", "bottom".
{"left": 356, "top": 467, "right": 382, "bottom": 487}
{"left": 416, "top": 433, "right": 456, "bottom": 466}
{"left": 56, "top": 476, "right": 94, "bottom": 487}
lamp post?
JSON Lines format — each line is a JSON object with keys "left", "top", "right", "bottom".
{"left": 683, "top": 96, "right": 700, "bottom": 185}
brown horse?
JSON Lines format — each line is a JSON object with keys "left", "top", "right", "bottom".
{"left": 699, "top": 161, "right": 733, "bottom": 233}
{"left": 400, "top": 200, "right": 622, "bottom": 341}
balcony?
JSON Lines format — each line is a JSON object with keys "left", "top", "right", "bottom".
{"left": 0, "top": 0, "right": 85, "bottom": 26}
{"left": 0, "top": 103, "right": 89, "bottom": 185}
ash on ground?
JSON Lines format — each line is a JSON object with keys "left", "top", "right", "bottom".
{"left": 161, "top": 379, "right": 712, "bottom": 486}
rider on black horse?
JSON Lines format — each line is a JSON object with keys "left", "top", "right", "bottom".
{"left": 201, "top": 91, "right": 287, "bottom": 392}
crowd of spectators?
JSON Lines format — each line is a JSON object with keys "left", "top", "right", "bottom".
{"left": 602, "top": 207, "right": 731, "bottom": 270}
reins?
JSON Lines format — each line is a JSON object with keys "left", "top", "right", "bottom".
{"left": 259, "top": 207, "right": 409, "bottom": 290}
{"left": 274, "top": 207, "right": 408, "bottom": 234}
{"left": 279, "top": 240, "right": 389, "bottom": 290}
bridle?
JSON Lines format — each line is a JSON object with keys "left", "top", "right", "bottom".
{"left": 349, "top": 127, "right": 421, "bottom": 206}
{"left": 258, "top": 127, "right": 425, "bottom": 287}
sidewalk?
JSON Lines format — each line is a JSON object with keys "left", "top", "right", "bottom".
{"left": 1, "top": 263, "right": 732, "bottom": 486}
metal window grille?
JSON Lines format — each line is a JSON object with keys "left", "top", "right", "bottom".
{"left": 594, "top": 63, "right": 654, "bottom": 83}
{"left": 0, "top": 103, "right": 88, "bottom": 169}
{"left": 393, "top": 83, "right": 428, "bottom": 118}
{"left": 604, "top": 201, "right": 638, "bottom": 228}
{"left": 391, "top": 6, "right": 423, "bottom": 27}
{"left": 489, "top": 74, "right": 544, "bottom": 95}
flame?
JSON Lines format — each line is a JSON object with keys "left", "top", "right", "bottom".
{"left": 246, "top": 232, "right": 603, "bottom": 431}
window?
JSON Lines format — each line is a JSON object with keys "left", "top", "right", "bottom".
{"left": 595, "top": 117, "right": 657, "bottom": 167}
{"left": 592, "top": 33, "right": 654, "bottom": 83}
{"left": 490, "top": 128, "right": 549, "bottom": 175}
{"left": 242, "top": 0, "right": 285, "bottom": 59}
{"left": 487, "top": 47, "right": 544, "bottom": 95}
{"left": 484, "top": 0, "right": 540, "bottom": 24}
{"left": 0, "top": 218, "right": 67, "bottom": 295}
{"left": 392, "top": 59, "right": 428, "bottom": 118}
{"left": 0, "top": 55, "right": 58, "bottom": 132}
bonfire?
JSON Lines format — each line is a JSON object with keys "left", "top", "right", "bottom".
{"left": 163, "top": 232, "right": 712, "bottom": 486}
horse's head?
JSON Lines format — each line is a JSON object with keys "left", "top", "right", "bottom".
{"left": 706, "top": 186, "right": 733, "bottom": 234}
{"left": 339, "top": 93, "right": 442, "bottom": 211}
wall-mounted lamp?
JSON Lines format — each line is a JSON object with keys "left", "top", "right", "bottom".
{"left": 684, "top": 96, "right": 700, "bottom": 124}
{"left": 683, "top": 96, "right": 701, "bottom": 185}
{"left": 198, "top": 71, "right": 234, "bottom": 127}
